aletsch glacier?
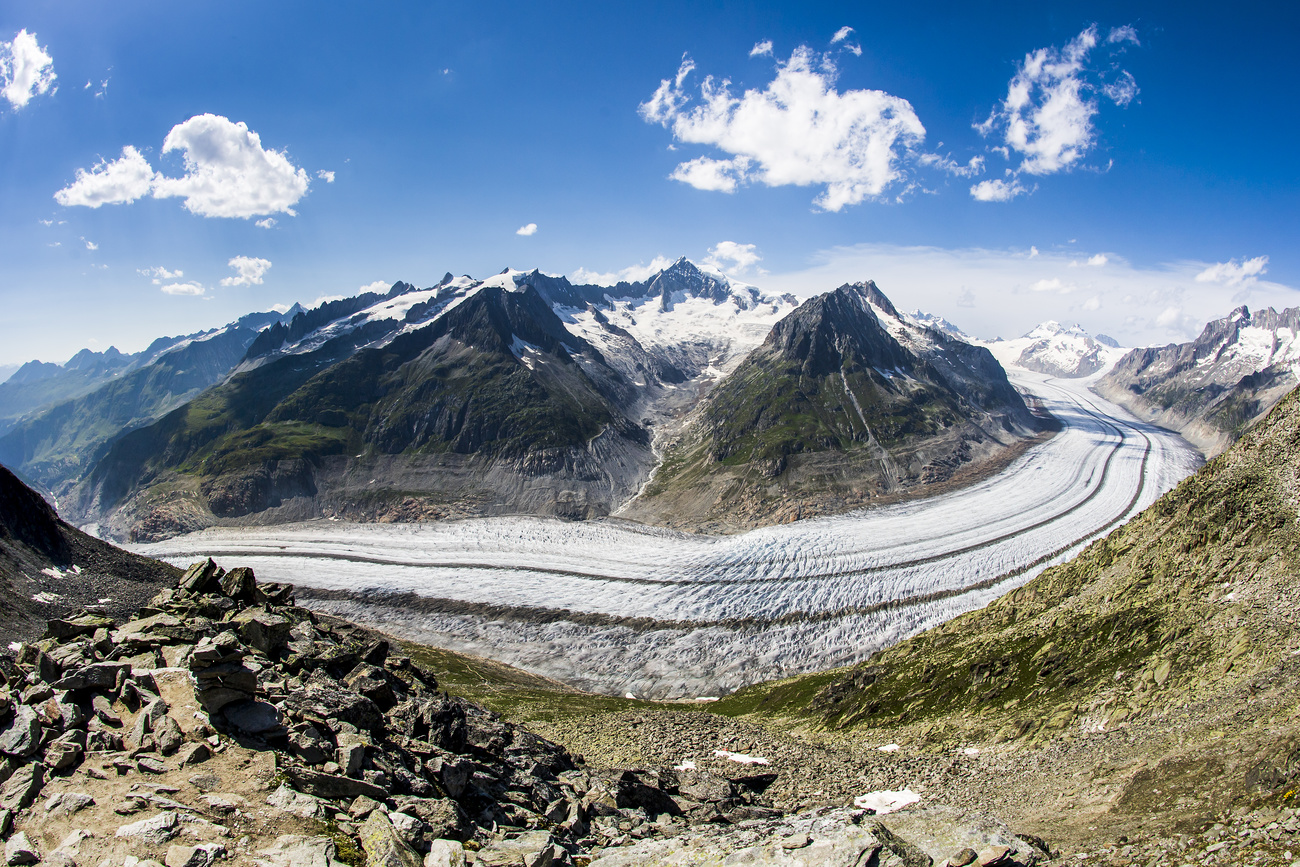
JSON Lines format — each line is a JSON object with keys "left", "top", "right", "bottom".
{"left": 132, "top": 368, "right": 1202, "bottom": 699}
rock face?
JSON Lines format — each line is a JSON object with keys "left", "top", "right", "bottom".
{"left": 1095, "top": 304, "right": 1300, "bottom": 456}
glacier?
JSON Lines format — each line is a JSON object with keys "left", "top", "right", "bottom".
{"left": 131, "top": 370, "right": 1202, "bottom": 699}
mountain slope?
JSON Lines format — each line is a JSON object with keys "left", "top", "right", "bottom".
{"left": 70, "top": 286, "right": 654, "bottom": 540}
{"left": 0, "top": 322, "right": 272, "bottom": 495}
{"left": 0, "top": 463, "right": 178, "bottom": 640}
{"left": 719, "top": 378, "right": 1300, "bottom": 834}
{"left": 623, "top": 281, "right": 1043, "bottom": 529}
{"left": 1095, "top": 305, "right": 1300, "bottom": 456}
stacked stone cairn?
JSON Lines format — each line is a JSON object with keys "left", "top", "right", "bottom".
{"left": 0, "top": 559, "right": 836, "bottom": 867}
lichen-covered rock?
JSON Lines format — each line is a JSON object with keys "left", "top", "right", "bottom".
{"left": 360, "top": 810, "right": 422, "bottom": 867}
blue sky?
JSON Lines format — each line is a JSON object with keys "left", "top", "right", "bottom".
{"left": 2, "top": 0, "right": 1298, "bottom": 365}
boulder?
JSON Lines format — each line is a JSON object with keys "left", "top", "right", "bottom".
{"left": 44, "top": 792, "right": 94, "bottom": 817}
{"left": 283, "top": 766, "right": 389, "bottom": 802}
{"left": 475, "top": 831, "right": 556, "bottom": 867}
{"left": 234, "top": 609, "right": 292, "bottom": 656}
{"left": 219, "top": 567, "right": 258, "bottom": 602}
{"left": 224, "top": 700, "right": 282, "bottom": 735}
{"left": 0, "top": 707, "right": 40, "bottom": 758}
{"left": 164, "top": 844, "right": 226, "bottom": 867}
{"left": 254, "top": 835, "right": 348, "bottom": 867}
{"left": 393, "top": 797, "right": 466, "bottom": 841}
{"left": 115, "top": 811, "right": 182, "bottom": 845}
{"left": 52, "top": 661, "right": 130, "bottom": 692}
{"left": 360, "top": 810, "right": 423, "bottom": 867}
{"left": 4, "top": 831, "right": 38, "bottom": 866}
{"left": 267, "top": 784, "right": 327, "bottom": 820}
{"left": 0, "top": 762, "right": 44, "bottom": 811}
{"left": 423, "top": 840, "right": 466, "bottom": 867}
{"left": 179, "top": 559, "right": 224, "bottom": 594}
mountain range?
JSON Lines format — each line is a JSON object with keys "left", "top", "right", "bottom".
{"left": 1096, "top": 305, "right": 1300, "bottom": 456}
{"left": 0, "top": 259, "right": 1045, "bottom": 542}
{"left": 981, "top": 321, "right": 1124, "bottom": 379}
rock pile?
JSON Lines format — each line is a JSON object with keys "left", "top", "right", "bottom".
{"left": 0, "top": 559, "right": 816, "bottom": 866}
{"left": 0, "top": 559, "right": 1059, "bottom": 866}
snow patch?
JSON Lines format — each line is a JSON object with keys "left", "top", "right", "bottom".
{"left": 713, "top": 750, "right": 769, "bottom": 765}
{"left": 853, "top": 789, "right": 920, "bottom": 814}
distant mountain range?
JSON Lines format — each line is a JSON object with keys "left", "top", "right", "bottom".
{"left": 6, "top": 260, "right": 1048, "bottom": 540}
{"left": 1096, "top": 305, "right": 1300, "bottom": 456}
{"left": 981, "top": 321, "right": 1125, "bottom": 379}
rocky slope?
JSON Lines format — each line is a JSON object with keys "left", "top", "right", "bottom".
{"left": 623, "top": 282, "right": 1044, "bottom": 529}
{"left": 1095, "top": 305, "right": 1300, "bottom": 456}
{"left": 0, "top": 464, "right": 178, "bottom": 642}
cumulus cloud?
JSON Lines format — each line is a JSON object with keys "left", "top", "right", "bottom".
{"left": 977, "top": 25, "right": 1139, "bottom": 190}
{"left": 571, "top": 255, "right": 676, "bottom": 287}
{"left": 139, "top": 266, "right": 183, "bottom": 285}
{"left": 0, "top": 29, "right": 56, "bottom": 109}
{"left": 830, "top": 26, "right": 862, "bottom": 56}
{"left": 54, "top": 146, "right": 156, "bottom": 208}
{"left": 316, "top": 170, "right": 335, "bottom": 183}
{"left": 703, "top": 241, "right": 761, "bottom": 275}
{"left": 161, "top": 281, "right": 206, "bottom": 296}
{"left": 919, "top": 153, "right": 984, "bottom": 177}
{"left": 358, "top": 281, "right": 390, "bottom": 294}
{"left": 219, "top": 255, "right": 272, "bottom": 287}
{"left": 55, "top": 114, "right": 311, "bottom": 219}
{"left": 1070, "top": 253, "right": 1109, "bottom": 267}
{"left": 256, "top": 217, "right": 277, "bottom": 229}
{"left": 970, "top": 178, "right": 1028, "bottom": 202}
{"left": 1030, "top": 277, "right": 1076, "bottom": 293}
{"left": 750, "top": 40, "right": 773, "bottom": 57}
{"left": 1195, "top": 256, "right": 1269, "bottom": 287}
{"left": 82, "top": 238, "right": 97, "bottom": 251}
{"left": 516, "top": 222, "right": 538, "bottom": 236}
{"left": 640, "top": 47, "right": 925, "bottom": 210}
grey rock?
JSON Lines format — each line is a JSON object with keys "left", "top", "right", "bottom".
{"left": 475, "top": 831, "right": 556, "bottom": 867}
{"left": 283, "top": 765, "right": 389, "bottom": 802}
{"left": 44, "top": 791, "right": 94, "bottom": 816}
{"left": 234, "top": 609, "right": 292, "bottom": 656}
{"left": 878, "top": 806, "right": 1037, "bottom": 866}
{"left": 360, "top": 810, "right": 423, "bottom": 867}
{"left": 0, "top": 706, "right": 40, "bottom": 758}
{"left": 178, "top": 743, "right": 212, "bottom": 767}
{"left": 179, "top": 559, "right": 224, "bottom": 594}
{"left": 348, "top": 794, "right": 384, "bottom": 819}
{"left": 423, "top": 840, "right": 466, "bottom": 867}
{"left": 200, "top": 793, "right": 249, "bottom": 815}
{"left": 267, "top": 784, "right": 327, "bottom": 820}
{"left": 0, "top": 762, "right": 45, "bottom": 811}
{"left": 188, "top": 773, "right": 222, "bottom": 792}
{"left": 138, "top": 756, "right": 168, "bottom": 774}
{"left": 338, "top": 742, "right": 365, "bottom": 777}
{"left": 115, "top": 810, "right": 182, "bottom": 845}
{"left": 156, "top": 715, "right": 185, "bottom": 755}
{"left": 91, "top": 694, "right": 121, "bottom": 726}
{"left": 52, "top": 661, "right": 130, "bottom": 692}
{"left": 165, "top": 843, "right": 227, "bottom": 867}
{"left": 393, "top": 796, "right": 465, "bottom": 840}
{"left": 254, "top": 835, "right": 348, "bottom": 867}
{"left": 224, "top": 700, "right": 281, "bottom": 734}
{"left": 4, "top": 831, "right": 39, "bottom": 866}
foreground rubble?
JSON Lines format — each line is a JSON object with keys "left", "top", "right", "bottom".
{"left": 0, "top": 559, "right": 1057, "bottom": 867}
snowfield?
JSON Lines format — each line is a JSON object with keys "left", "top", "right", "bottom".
{"left": 132, "top": 371, "right": 1202, "bottom": 699}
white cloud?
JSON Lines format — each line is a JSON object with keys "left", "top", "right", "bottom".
{"left": 311, "top": 294, "right": 345, "bottom": 307}
{"left": 831, "top": 26, "right": 854, "bottom": 43}
{"left": 1083, "top": 296, "right": 1101, "bottom": 311}
{"left": 1030, "top": 277, "right": 1075, "bottom": 293}
{"left": 151, "top": 114, "right": 310, "bottom": 218}
{"left": 919, "top": 153, "right": 984, "bottom": 177}
{"left": 358, "top": 281, "right": 390, "bottom": 294}
{"left": 970, "top": 178, "right": 1028, "bottom": 202}
{"left": 750, "top": 40, "right": 773, "bottom": 57}
{"left": 270, "top": 303, "right": 293, "bottom": 314}
{"left": 516, "top": 222, "right": 538, "bottom": 236}
{"left": 0, "top": 29, "right": 56, "bottom": 109}
{"left": 161, "top": 281, "right": 206, "bottom": 296}
{"left": 977, "top": 25, "right": 1139, "bottom": 182}
{"left": 56, "top": 116, "right": 310, "bottom": 219}
{"left": 1194, "top": 255, "right": 1269, "bottom": 287}
{"left": 82, "top": 238, "right": 97, "bottom": 251}
{"left": 219, "top": 255, "right": 272, "bottom": 287}
{"left": 139, "top": 266, "right": 183, "bottom": 285}
{"left": 256, "top": 217, "right": 277, "bottom": 229}
{"left": 570, "top": 255, "right": 676, "bottom": 287}
{"left": 54, "top": 146, "right": 156, "bottom": 208}
{"left": 1107, "top": 26, "right": 1140, "bottom": 46}
{"left": 640, "top": 48, "right": 925, "bottom": 210}
{"left": 1029, "top": 246, "right": 1039, "bottom": 258}
{"left": 703, "top": 241, "right": 761, "bottom": 275}
{"left": 316, "top": 169, "right": 335, "bottom": 183}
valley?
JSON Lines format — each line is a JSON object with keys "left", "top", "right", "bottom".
{"left": 130, "top": 370, "right": 1203, "bottom": 699}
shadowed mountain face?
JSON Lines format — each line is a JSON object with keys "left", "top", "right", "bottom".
{"left": 623, "top": 282, "right": 1043, "bottom": 529}
{"left": 0, "top": 464, "right": 178, "bottom": 642}
{"left": 67, "top": 286, "right": 654, "bottom": 539}
{"left": 1095, "top": 305, "right": 1300, "bottom": 456}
